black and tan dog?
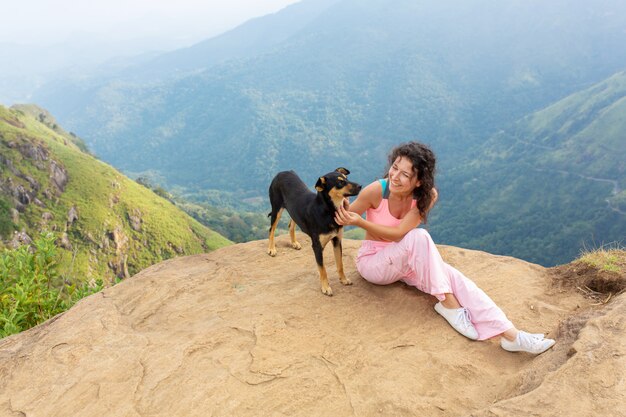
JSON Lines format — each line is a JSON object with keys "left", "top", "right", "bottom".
{"left": 267, "top": 168, "right": 362, "bottom": 296}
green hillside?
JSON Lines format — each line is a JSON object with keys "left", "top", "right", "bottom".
{"left": 432, "top": 72, "right": 626, "bottom": 266}
{"left": 509, "top": 71, "right": 626, "bottom": 192}
{"left": 0, "top": 105, "right": 231, "bottom": 284}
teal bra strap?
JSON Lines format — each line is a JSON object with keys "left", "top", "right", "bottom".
{"left": 379, "top": 179, "right": 390, "bottom": 199}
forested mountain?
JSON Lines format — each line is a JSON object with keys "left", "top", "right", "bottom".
{"left": 35, "top": 0, "right": 626, "bottom": 189}
{"left": 432, "top": 72, "right": 626, "bottom": 265}
{"left": 28, "top": 0, "right": 626, "bottom": 266}
{"left": 0, "top": 105, "right": 230, "bottom": 283}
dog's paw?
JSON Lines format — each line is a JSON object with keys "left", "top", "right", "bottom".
{"left": 291, "top": 241, "right": 302, "bottom": 250}
{"left": 340, "top": 277, "right": 352, "bottom": 286}
{"left": 267, "top": 248, "right": 277, "bottom": 257}
{"left": 321, "top": 286, "right": 333, "bottom": 296}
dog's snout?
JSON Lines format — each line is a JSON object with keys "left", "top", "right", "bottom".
{"left": 347, "top": 182, "right": 362, "bottom": 196}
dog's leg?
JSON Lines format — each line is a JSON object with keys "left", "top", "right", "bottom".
{"left": 332, "top": 235, "right": 351, "bottom": 286}
{"left": 267, "top": 207, "right": 283, "bottom": 256}
{"left": 288, "top": 220, "right": 301, "bottom": 250}
{"left": 312, "top": 237, "right": 332, "bottom": 296}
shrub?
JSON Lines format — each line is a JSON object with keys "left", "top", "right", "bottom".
{"left": 0, "top": 233, "right": 103, "bottom": 338}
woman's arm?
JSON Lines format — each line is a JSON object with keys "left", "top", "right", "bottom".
{"left": 335, "top": 204, "right": 421, "bottom": 242}
{"left": 337, "top": 185, "right": 437, "bottom": 242}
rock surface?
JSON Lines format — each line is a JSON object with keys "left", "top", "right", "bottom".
{"left": 0, "top": 236, "right": 624, "bottom": 416}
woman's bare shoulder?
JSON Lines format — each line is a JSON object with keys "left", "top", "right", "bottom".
{"left": 361, "top": 180, "right": 384, "bottom": 202}
{"left": 349, "top": 180, "right": 383, "bottom": 214}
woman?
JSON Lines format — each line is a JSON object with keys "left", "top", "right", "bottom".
{"left": 335, "top": 142, "right": 555, "bottom": 354}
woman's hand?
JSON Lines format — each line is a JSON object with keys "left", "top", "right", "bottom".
{"left": 335, "top": 205, "right": 362, "bottom": 226}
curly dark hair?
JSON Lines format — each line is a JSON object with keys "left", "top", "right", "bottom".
{"left": 384, "top": 141, "right": 437, "bottom": 222}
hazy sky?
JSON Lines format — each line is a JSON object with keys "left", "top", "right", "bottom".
{"left": 0, "top": 0, "right": 300, "bottom": 47}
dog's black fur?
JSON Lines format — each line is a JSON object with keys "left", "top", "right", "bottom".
{"left": 267, "top": 168, "right": 362, "bottom": 295}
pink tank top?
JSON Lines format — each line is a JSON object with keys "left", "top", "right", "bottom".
{"left": 365, "top": 179, "right": 416, "bottom": 227}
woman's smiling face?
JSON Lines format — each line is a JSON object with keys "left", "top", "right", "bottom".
{"left": 388, "top": 156, "right": 420, "bottom": 195}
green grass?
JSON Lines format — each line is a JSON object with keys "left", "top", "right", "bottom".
{"left": 0, "top": 196, "right": 15, "bottom": 239}
{"left": 577, "top": 245, "right": 626, "bottom": 274}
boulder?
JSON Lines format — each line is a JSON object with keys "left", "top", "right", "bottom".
{"left": 49, "top": 160, "right": 68, "bottom": 193}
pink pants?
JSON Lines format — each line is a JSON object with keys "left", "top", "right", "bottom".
{"left": 356, "top": 228, "right": 513, "bottom": 340}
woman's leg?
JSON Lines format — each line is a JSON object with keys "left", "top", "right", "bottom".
{"left": 440, "top": 262, "right": 513, "bottom": 340}
{"left": 356, "top": 242, "right": 408, "bottom": 286}
{"left": 357, "top": 232, "right": 555, "bottom": 352}
{"left": 396, "top": 228, "right": 513, "bottom": 340}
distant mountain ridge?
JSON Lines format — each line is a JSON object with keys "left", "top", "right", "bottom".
{"left": 28, "top": 0, "right": 626, "bottom": 266}
{"left": 131, "top": 0, "right": 342, "bottom": 80}
{"left": 0, "top": 105, "right": 230, "bottom": 283}
{"left": 35, "top": 0, "right": 626, "bottom": 192}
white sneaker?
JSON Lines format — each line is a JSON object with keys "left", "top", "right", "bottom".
{"left": 434, "top": 302, "right": 479, "bottom": 340}
{"left": 501, "top": 331, "right": 555, "bottom": 354}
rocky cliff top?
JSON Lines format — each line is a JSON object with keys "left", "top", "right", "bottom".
{"left": 1, "top": 236, "right": 624, "bottom": 416}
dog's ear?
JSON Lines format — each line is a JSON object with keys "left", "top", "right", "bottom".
{"left": 335, "top": 167, "right": 350, "bottom": 175}
{"left": 315, "top": 176, "right": 326, "bottom": 192}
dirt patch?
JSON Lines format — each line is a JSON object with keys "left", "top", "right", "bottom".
{"left": 550, "top": 261, "right": 626, "bottom": 303}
